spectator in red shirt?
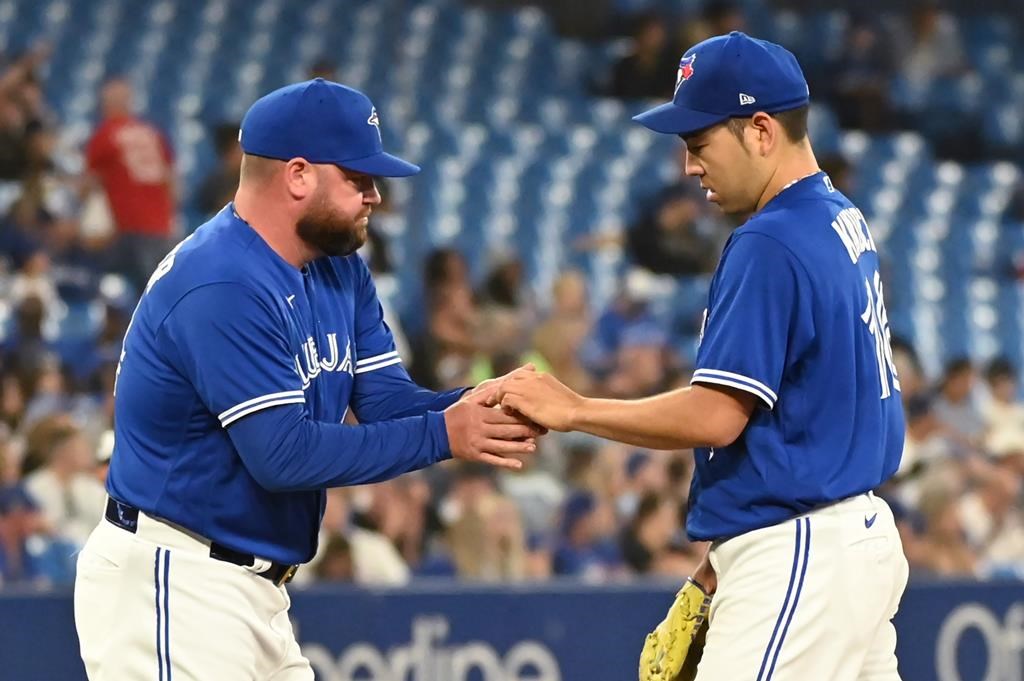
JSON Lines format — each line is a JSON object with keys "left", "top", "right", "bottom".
{"left": 84, "top": 78, "right": 176, "bottom": 291}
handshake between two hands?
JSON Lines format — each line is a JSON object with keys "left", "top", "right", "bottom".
{"left": 442, "top": 363, "right": 584, "bottom": 471}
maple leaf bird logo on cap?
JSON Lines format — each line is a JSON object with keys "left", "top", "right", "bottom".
{"left": 675, "top": 54, "right": 696, "bottom": 94}
{"left": 367, "top": 107, "right": 381, "bottom": 141}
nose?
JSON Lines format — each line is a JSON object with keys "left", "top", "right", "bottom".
{"left": 364, "top": 180, "right": 382, "bottom": 206}
{"left": 683, "top": 150, "right": 704, "bottom": 178}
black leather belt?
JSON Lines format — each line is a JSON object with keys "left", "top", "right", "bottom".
{"left": 104, "top": 497, "right": 298, "bottom": 586}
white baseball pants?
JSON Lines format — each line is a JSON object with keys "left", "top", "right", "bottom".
{"left": 74, "top": 512, "right": 313, "bottom": 680}
{"left": 696, "top": 492, "right": 909, "bottom": 681}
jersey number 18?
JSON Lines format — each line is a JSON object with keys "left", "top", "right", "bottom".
{"left": 860, "top": 270, "right": 900, "bottom": 400}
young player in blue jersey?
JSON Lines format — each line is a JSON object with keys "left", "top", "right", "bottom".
{"left": 498, "top": 33, "right": 908, "bottom": 681}
{"left": 74, "top": 79, "right": 543, "bottom": 680}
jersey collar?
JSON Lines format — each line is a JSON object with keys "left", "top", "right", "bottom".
{"left": 761, "top": 170, "right": 827, "bottom": 212}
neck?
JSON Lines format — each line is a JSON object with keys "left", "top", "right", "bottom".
{"left": 754, "top": 142, "right": 820, "bottom": 213}
{"left": 233, "top": 186, "right": 314, "bottom": 269}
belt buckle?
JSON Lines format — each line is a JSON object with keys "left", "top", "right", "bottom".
{"left": 276, "top": 564, "right": 298, "bottom": 587}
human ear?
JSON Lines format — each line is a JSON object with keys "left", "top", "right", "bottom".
{"left": 749, "top": 112, "right": 775, "bottom": 157}
{"left": 284, "top": 158, "right": 316, "bottom": 200}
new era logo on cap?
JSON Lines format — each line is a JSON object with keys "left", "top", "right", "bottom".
{"left": 739, "top": 93, "right": 756, "bottom": 105}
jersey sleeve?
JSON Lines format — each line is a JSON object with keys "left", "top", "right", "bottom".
{"left": 159, "top": 282, "right": 306, "bottom": 428}
{"left": 347, "top": 257, "right": 464, "bottom": 420}
{"left": 692, "top": 232, "right": 814, "bottom": 409}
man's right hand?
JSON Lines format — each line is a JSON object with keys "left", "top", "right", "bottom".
{"left": 443, "top": 390, "right": 543, "bottom": 470}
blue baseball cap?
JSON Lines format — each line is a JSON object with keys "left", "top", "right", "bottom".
{"left": 239, "top": 78, "right": 420, "bottom": 177}
{"left": 633, "top": 32, "right": 810, "bottom": 136}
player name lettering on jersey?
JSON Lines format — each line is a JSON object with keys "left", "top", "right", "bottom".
{"left": 294, "top": 333, "right": 353, "bottom": 389}
{"left": 830, "top": 207, "right": 877, "bottom": 265}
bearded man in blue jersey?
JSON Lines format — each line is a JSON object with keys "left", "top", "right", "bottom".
{"left": 74, "top": 79, "right": 542, "bottom": 680}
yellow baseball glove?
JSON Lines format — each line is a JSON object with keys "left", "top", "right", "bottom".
{"left": 638, "top": 577, "right": 712, "bottom": 681}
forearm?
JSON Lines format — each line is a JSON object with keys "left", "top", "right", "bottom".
{"left": 376, "top": 386, "right": 465, "bottom": 419}
{"left": 229, "top": 406, "right": 451, "bottom": 492}
{"left": 570, "top": 386, "right": 738, "bottom": 450}
{"left": 353, "top": 368, "right": 466, "bottom": 421}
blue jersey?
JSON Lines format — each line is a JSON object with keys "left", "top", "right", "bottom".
{"left": 107, "top": 205, "right": 462, "bottom": 564}
{"left": 687, "top": 172, "right": 904, "bottom": 541}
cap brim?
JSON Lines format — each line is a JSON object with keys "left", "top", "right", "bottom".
{"left": 340, "top": 152, "right": 421, "bottom": 177}
{"left": 632, "top": 102, "right": 728, "bottom": 136}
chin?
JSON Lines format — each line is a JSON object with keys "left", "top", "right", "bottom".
{"left": 709, "top": 199, "right": 729, "bottom": 214}
{"left": 709, "top": 201, "right": 740, "bottom": 222}
{"left": 712, "top": 198, "right": 752, "bottom": 220}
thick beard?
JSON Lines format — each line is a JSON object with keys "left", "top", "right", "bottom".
{"left": 296, "top": 193, "right": 366, "bottom": 257}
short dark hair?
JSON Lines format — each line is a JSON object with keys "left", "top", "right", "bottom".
{"left": 726, "top": 105, "right": 809, "bottom": 144}
{"left": 423, "top": 247, "right": 465, "bottom": 289}
{"left": 986, "top": 356, "right": 1017, "bottom": 383}
{"left": 211, "top": 122, "right": 241, "bottom": 157}
{"left": 905, "top": 394, "right": 934, "bottom": 422}
{"left": 633, "top": 492, "right": 666, "bottom": 526}
{"left": 704, "top": 0, "right": 740, "bottom": 19}
{"left": 309, "top": 58, "right": 337, "bottom": 80}
{"left": 942, "top": 356, "right": 974, "bottom": 380}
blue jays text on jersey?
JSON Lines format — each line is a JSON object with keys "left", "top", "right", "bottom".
{"left": 107, "top": 205, "right": 464, "bottom": 565}
{"left": 686, "top": 172, "right": 905, "bottom": 541}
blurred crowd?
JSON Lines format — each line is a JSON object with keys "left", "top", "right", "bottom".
{"left": 1, "top": 0, "right": 1023, "bottom": 591}
{"left": 591, "top": 0, "right": 1005, "bottom": 162}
